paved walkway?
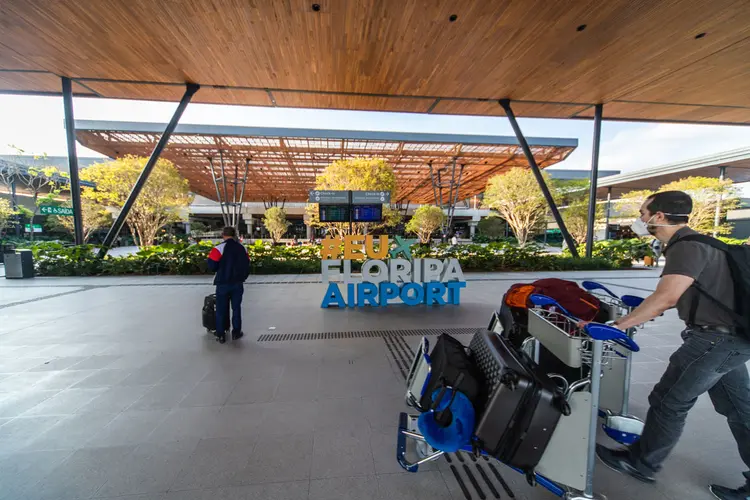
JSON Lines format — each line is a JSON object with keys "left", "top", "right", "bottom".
{"left": 0, "top": 270, "right": 746, "bottom": 500}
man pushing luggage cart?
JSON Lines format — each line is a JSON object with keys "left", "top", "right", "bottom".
{"left": 596, "top": 191, "right": 750, "bottom": 500}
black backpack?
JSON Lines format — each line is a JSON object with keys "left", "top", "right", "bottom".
{"left": 670, "top": 234, "right": 750, "bottom": 337}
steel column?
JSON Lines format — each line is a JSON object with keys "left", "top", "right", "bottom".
{"left": 586, "top": 104, "right": 604, "bottom": 258}
{"left": 62, "top": 77, "right": 84, "bottom": 245}
{"left": 499, "top": 99, "right": 579, "bottom": 257}
{"left": 219, "top": 149, "right": 230, "bottom": 224}
{"left": 713, "top": 166, "right": 727, "bottom": 237}
{"left": 605, "top": 187, "right": 612, "bottom": 240}
{"left": 238, "top": 158, "right": 250, "bottom": 232}
{"left": 447, "top": 163, "right": 465, "bottom": 231}
{"left": 428, "top": 162, "right": 439, "bottom": 206}
{"left": 208, "top": 157, "right": 229, "bottom": 226}
{"left": 232, "top": 162, "right": 239, "bottom": 228}
{"left": 10, "top": 178, "right": 20, "bottom": 236}
{"left": 98, "top": 83, "right": 199, "bottom": 257}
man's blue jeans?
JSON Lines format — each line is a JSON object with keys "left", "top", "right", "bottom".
{"left": 630, "top": 328, "right": 750, "bottom": 484}
{"left": 215, "top": 283, "right": 244, "bottom": 334}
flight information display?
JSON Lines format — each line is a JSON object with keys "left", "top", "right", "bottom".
{"left": 351, "top": 204, "right": 383, "bottom": 222}
{"left": 319, "top": 204, "right": 350, "bottom": 222}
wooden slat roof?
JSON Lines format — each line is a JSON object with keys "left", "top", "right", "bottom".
{"left": 75, "top": 121, "right": 577, "bottom": 203}
{"left": 2, "top": 1, "right": 750, "bottom": 124}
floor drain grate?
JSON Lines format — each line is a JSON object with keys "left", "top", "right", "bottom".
{"left": 256, "top": 327, "right": 482, "bottom": 342}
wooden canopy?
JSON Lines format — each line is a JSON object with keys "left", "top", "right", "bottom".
{"left": 75, "top": 121, "right": 577, "bottom": 203}
{"left": 2, "top": 1, "right": 750, "bottom": 124}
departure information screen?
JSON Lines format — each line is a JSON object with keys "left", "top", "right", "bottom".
{"left": 351, "top": 204, "right": 383, "bottom": 222}
{"left": 319, "top": 205, "right": 350, "bottom": 222}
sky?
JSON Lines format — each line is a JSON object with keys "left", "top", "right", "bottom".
{"left": 1, "top": 94, "right": 749, "bottom": 188}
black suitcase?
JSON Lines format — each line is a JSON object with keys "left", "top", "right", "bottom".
{"left": 469, "top": 330, "right": 567, "bottom": 471}
{"left": 202, "top": 294, "right": 228, "bottom": 333}
{"left": 419, "top": 334, "right": 481, "bottom": 411}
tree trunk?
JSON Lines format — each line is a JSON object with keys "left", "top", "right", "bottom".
{"left": 29, "top": 193, "right": 38, "bottom": 242}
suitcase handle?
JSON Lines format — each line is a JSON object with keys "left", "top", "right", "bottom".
{"left": 583, "top": 323, "right": 640, "bottom": 352}
{"left": 529, "top": 294, "right": 578, "bottom": 321}
{"left": 581, "top": 280, "right": 618, "bottom": 299}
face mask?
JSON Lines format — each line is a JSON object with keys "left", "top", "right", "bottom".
{"left": 631, "top": 217, "right": 651, "bottom": 237}
{"left": 631, "top": 213, "right": 690, "bottom": 237}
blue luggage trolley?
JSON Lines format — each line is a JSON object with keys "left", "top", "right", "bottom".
{"left": 397, "top": 295, "right": 641, "bottom": 499}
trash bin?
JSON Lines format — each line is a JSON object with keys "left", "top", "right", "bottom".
{"left": 4, "top": 249, "right": 34, "bottom": 279}
{"left": 0, "top": 244, "right": 16, "bottom": 264}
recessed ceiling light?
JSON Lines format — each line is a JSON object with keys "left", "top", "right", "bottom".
{"left": 577, "top": 24, "right": 587, "bottom": 32}
{"left": 311, "top": 3, "right": 321, "bottom": 12}
{"left": 449, "top": 14, "right": 458, "bottom": 22}
{"left": 695, "top": 32, "right": 707, "bottom": 39}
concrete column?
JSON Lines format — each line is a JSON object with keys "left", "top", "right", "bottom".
{"left": 243, "top": 214, "right": 253, "bottom": 239}
{"left": 469, "top": 221, "right": 478, "bottom": 238}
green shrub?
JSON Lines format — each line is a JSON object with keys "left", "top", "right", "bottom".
{"left": 28, "top": 239, "right": 630, "bottom": 276}
{"left": 471, "top": 234, "right": 518, "bottom": 244}
{"left": 563, "top": 238, "right": 652, "bottom": 267}
{"left": 31, "top": 242, "right": 103, "bottom": 276}
{"left": 413, "top": 242, "right": 627, "bottom": 272}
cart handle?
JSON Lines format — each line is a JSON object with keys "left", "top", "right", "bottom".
{"left": 581, "top": 280, "right": 619, "bottom": 299}
{"left": 584, "top": 323, "right": 640, "bottom": 352}
{"left": 621, "top": 295, "right": 644, "bottom": 308}
{"left": 529, "top": 294, "right": 578, "bottom": 321}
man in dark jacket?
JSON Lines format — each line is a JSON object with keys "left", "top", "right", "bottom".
{"left": 207, "top": 226, "right": 250, "bottom": 343}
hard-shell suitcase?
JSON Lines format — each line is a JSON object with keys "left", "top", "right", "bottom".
{"left": 469, "top": 330, "right": 567, "bottom": 471}
{"left": 419, "top": 334, "right": 481, "bottom": 411}
{"left": 202, "top": 294, "right": 229, "bottom": 333}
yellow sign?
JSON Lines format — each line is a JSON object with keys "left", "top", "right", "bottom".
{"left": 321, "top": 235, "right": 389, "bottom": 260}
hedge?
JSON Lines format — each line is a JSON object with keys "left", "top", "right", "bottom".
{"left": 25, "top": 240, "right": 631, "bottom": 277}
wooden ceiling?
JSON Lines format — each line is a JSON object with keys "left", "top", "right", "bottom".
{"left": 75, "top": 122, "right": 576, "bottom": 203}
{"left": 2, "top": 1, "right": 750, "bottom": 124}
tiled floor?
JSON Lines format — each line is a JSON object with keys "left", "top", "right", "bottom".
{"left": 0, "top": 270, "right": 747, "bottom": 500}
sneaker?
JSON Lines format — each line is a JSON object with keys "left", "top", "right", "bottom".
{"left": 596, "top": 444, "right": 655, "bottom": 484}
{"left": 709, "top": 483, "right": 750, "bottom": 500}
{"left": 232, "top": 331, "right": 244, "bottom": 340}
{"left": 214, "top": 332, "right": 226, "bottom": 344}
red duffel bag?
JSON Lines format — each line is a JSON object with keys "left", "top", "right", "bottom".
{"left": 530, "top": 278, "right": 601, "bottom": 321}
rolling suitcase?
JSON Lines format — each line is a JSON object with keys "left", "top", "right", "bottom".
{"left": 469, "top": 330, "right": 568, "bottom": 472}
{"left": 202, "top": 294, "right": 229, "bottom": 333}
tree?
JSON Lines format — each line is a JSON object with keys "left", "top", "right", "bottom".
{"left": 615, "top": 189, "right": 655, "bottom": 220}
{"left": 406, "top": 205, "right": 445, "bottom": 244}
{"left": 548, "top": 179, "right": 606, "bottom": 245}
{"left": 52, "top": 193, "right": 112, "bottom": 243}
{"left": 82, "top": 155, "right": 192, "bottom": 247}
{"left": 306, "top": 157, "right": 401, "bottom": 236}
{"left": 18, "top": 167, "right": 66, "bottom": 241}
{"left": 561, "top": 197, "right": 605, "bottom": 245}
{"left": 476, "top": 216, "right": 507, "bottom": 239}
{"left": 619, "top": 176, "right": 740, "bottom": 236}
{"left": 0, "top": 198, "right": 16, "bottom": 239}
{"left": 0, "top": 160, "right": 19, "bottom": 196}
{"left": 483, "top": 168, "right": 550, "bottom": 246}
{"left": 263, "top": 207, "right": 291, "bottom": 243}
